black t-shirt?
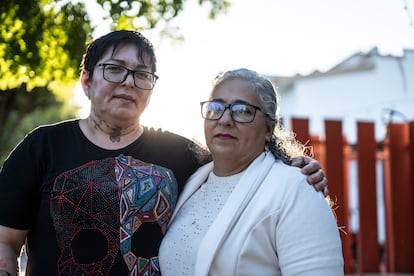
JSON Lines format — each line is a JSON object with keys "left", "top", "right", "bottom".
{"left": 0, "top": 120, "right": 202, "bottom": 275}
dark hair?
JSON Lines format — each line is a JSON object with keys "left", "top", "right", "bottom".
{"left": 80, "top": 30, "right": 157, "bottom": 80}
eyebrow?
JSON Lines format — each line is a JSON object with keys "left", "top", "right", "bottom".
{"left": 103, "top": 59, "right": 151, "bottom": 71}
{"left": 211, "top": 98, "right": 255, "bottom": 105}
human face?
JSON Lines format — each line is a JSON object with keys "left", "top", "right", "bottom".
{"left": 81, "top": 43, "right": 153, "bottom": 126}
{"left": 204, "top": 79, "right": 274, "bottom": 173}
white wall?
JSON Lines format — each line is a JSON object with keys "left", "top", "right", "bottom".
{"left": 278, "top": 50, "right": 414, "bottom": 143}
{"left": 276, "top": 50, "right": 414, "bottom": 241}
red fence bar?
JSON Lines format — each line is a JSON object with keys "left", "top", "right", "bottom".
{"left": 384, "top": 123, "right": 414, "bottom": 272}
{"left": 324, "top": 120, "right": 353, "bottom": 273}
{"left": 356, "top": 122, "right": 380, "bottom": 272}
{"left": 291, "top": 117, "right": 310, "bottom": 145}
{"left": 291, "top": 119, "right": 414, "bottom": 272}
{"left": 291, "top": 118, "right": 325, "bottom": 166}
{"left": 410, "top": 122, "right": 414, "bottom": 211}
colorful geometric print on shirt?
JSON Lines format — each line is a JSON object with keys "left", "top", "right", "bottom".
{"left": 50, "top": 155, "right": 178, "bottom": 276}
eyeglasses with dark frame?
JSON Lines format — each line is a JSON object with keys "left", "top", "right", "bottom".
{"left": 97, "top": 63, "right": 158, "bottom": 90}
{"left": 200, "top": 101, "right": 264, "bottom": 123}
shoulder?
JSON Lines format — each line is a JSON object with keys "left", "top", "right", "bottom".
{"left": 143, "top": 126, "right": 192, "bottom": 144}
{"left": 10, "top": 120, "right": 78, "bottom": 150}
{"left": 269, "top": 159, "right": 306, "bottom": 184}
{"left": 141, "top": 127, "right": 199, "bottom": 158}
{"left": 135, "top": 127, "right": 202, "bottom": 183}
{"left": 263, "top": 159, "right": 323, "bottom": 200}
{"left": 29, "top": 119, "right": 79, "bottom": 137}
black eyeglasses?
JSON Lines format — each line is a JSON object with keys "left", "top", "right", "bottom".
{"left": 97, "top": 63, "right": 158, "bottom": 90}
{"left": 200, "top": 101, "right": 264, "bottom": 123}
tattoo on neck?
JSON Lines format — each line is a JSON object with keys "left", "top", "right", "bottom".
{"left": 91, "top": 117, "right": 103, "bottom": 131}
{"left": 109, "top": 131, "right": 121, "bottom": 143}
{"left": 90, "top": 117, "right": 122, "bottom": 143}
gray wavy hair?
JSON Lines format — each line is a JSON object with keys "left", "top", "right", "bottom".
{"left": 192, "top": 68, "right": 307, "bottom": 165}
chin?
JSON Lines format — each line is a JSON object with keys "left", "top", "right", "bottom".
{"left": 211, "top": 148, "right": 237, "bottom": 158}
{"left": 113, "top": 108, "right": 137, "bottom": 117}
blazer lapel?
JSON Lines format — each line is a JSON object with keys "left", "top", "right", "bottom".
{"left": 169, "top": 162, "right": 214, "bottom": 223}
{"left": 195, "top": 153, "right": 275, "bottom": 275}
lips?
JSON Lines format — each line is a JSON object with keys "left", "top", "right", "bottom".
{"left": 214, "top": 133, "right": 236, "bottom": 139}
{"left": 113, "top": 94, "right": 135, "bottom": 102}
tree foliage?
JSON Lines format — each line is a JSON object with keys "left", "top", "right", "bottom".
{"left": 0, "top": 0, "right": 229, "bottom": 164}
{"left": 0, "top": 0, "right": 92, "bottom": 163}
{"left": 97, "top": 0, "right": 230, "bottom": 30}
{"left": 0, "top": 0, "right": 92, "bottom": 91}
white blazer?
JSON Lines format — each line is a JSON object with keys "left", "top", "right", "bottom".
{"left": 167, "top": 153, "right": 344, "bottom": 276}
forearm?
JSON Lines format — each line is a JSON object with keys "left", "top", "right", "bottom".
{"left": 0, "top": 244, "right": 18, "bottom": 276}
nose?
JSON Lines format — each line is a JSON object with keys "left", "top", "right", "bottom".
{"left": 218, "top": 108, "right": 233, "bottom": 125}
{"left": 123, "top": 71, "right": 136, "bottom": 87}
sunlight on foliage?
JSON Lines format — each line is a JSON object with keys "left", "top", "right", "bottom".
{"left": 0, "top": 0, "right": 229, "bottom": 164}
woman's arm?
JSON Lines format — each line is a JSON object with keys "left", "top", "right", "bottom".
{"left": 0, "top": 226, "right": 28, "bottom": 276}
{"left": 276, "top": 179, "right": 343, "bottom": 275}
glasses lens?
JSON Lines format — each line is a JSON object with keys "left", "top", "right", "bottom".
{"left": 231, "top": 104, "right": 255, "bottom": 123}
{"left": 201, "top": 102, "right": 258, "bottom": 122}
{"left": 103, "top": 64, "right": 127, "bottom": 83}
{"left": 133, "top": 71, "right": 155, "bottom": 90}
{"left": 102, "top": 64, "right": 156, "bottom": 89}
{"left": 202, "top": 102, "right": 224, "bottom": 120}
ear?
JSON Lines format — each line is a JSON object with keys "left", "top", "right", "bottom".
{"left": 265, "top": 122, "right": 275, "bottom": 141}
{"left": 80, "top": 70, "right": 91, "bottom": 98}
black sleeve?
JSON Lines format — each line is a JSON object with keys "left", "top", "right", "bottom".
{"left": 0, "top": 128, "right": 45, "bottom": 229}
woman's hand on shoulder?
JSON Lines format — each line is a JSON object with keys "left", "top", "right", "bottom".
{"left": 291, "top": 156, "right": 328, "bottom": 197}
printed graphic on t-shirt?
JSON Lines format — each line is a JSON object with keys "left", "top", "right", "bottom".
{"left": 50, "top": 155, "right": 178, "bottom": 276}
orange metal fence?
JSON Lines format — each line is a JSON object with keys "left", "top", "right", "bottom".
{"left": 290, "top": 118, "right": 414, "bottom": 274}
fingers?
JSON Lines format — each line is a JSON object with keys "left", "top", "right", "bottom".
{"left": 301, "top": 159, "right": 321, "bottom": 175}
{"left": 303, "top": 161, "right": 329, "bottom": 197}
{"left": 309, "top": 175, "right": 329, "bottom": 197}
{"left": 291, "top": 156, "right": 313, "bottom": 168}
{"left": 290, "top": 156, "right": 304, "bottom": 167}
{"left": 323, "top": 186, "right": 329, "bottom": 197}
{"left": 292, "top": 156, "right": 330, "bottom": 197}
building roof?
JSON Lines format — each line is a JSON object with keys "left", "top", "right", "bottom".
{"left": 268, "top": 48, "right": 414, "bottom": 91}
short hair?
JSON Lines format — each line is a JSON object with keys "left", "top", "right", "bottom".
{"left": 80, "top": 30, "right": 157, "bottom": 80}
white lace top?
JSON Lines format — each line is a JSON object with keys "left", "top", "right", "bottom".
{"left": 159, "top": 171, "right": 243, "bottom": 275}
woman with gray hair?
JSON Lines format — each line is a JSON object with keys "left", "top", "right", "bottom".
{"left": 159, "top": 68, "right": 343, "bottom": 275}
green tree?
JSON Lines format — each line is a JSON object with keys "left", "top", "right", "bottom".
{"left": 97, "top": 0, "right": 230, "bottom": 30}
{"left": 0, "top": 0, "right": 230, "bottom": 164}
{"left": 0, "top": 0, "right": 92, "bottom": 163}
